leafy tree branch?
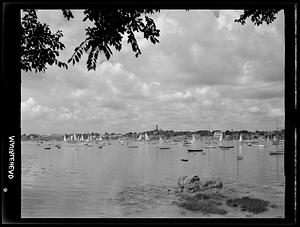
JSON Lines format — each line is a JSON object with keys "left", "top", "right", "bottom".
{"left": 20, "top": 9, "right": 280, "bottom": 73}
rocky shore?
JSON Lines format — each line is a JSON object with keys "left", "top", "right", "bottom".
{"left": 172, "top": 175, "right": 281, "bottom": 217}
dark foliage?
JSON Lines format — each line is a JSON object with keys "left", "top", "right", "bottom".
{"left": 235, "top": 9, "right": 281, "bottom": 26}
{"left": 67, "top": 9, "right": 160, "bottom": 71}
{"left": 21, "top": 9, "right": 68, "bottom": 72}
{"left": 20, "top": 9, "right": 280, "bottom": 73}
{"left": 62, "top": 9, "right": 74, "bottom": 21}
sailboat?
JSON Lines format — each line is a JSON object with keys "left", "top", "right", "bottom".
{"left": 258, "top": 135, "right": 265, "bottom": 148}
{"left": 144, "top": 132, "right": 149, "bottom": 142}
{"left": 183, "top": 134, "right": 194, "bottom": 146}
{"left": 204, "top": 121, "right": 216, "bottom": 148}
{"left": 191, "top": 134, "right": 196, "bottom": 143}
{"left": 187, "top": 135, "right": 203, "bottom": 152}
{"left": 63, "top": 134, "right": 68, "bottom": 142}
{"left": 83, "top": 134, "right": 91, "bottom": 145}
{"left": 159, "top": 136, "right": 171, "bottom": 150}
{"left": 68, "top": 133, "right": 76, "bottom": 143}
{"left": 73, "top": 133, "right": 78, "bottom": 143}
{"left": 204, "top": 136, "right": 216, "bottom": 148}
{"left": 80, "top": 134, "right": 84, "bottom": 142}
{"left": 159, "top": 137, "right": 163, "bottom": 143}
{"left": 272, "top": 136, "right": 279, "bottom": 145}
{"left": 237, "top": 144, "right": 243, "bottom": 160}
{"left": 239, "top": 133, "right": 243, "bottom": 143}
{"left": 269, "top": 136, "right": 284, "bottom": 155}
{"left": 219, "top": 132, "right": 234, "bottom": 149}
{"left": 137, "top": 134, "right": 143, "bottom": 141}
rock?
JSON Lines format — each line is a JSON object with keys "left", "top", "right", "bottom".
{"left": 175, "top": 176, "right": 223, "bottom": 194}
{"left": 190, "top": 175, "right": 200, "bottom": 183}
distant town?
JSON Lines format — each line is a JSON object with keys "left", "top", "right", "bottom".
{"left": 21, "top": 124, "right": 285, "bottom": 142}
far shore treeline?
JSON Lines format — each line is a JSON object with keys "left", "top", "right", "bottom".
{"left": 21, "top": 128, "right": 285, "bottom": 142}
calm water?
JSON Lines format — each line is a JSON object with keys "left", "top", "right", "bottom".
{"left": 22, "top": 140, "right": 285, "bottom": 218}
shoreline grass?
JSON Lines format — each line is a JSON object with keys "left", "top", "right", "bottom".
{"left": 226, "top": 196, "right": 270, "bottom": 214}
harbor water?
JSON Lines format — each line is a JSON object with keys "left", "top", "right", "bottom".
{"left": 21, "top": 140, "right": 285, "bottom": 218}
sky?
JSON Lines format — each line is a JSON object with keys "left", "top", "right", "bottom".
{"left": 21, "top": 10, "right": 285, "bottom": 134}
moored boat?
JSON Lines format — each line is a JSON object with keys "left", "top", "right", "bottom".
{"left": 219, "top": 145, "right": 234, "bottom": 149}
{"left": 187, "top": 149, "right": 203, "bottom": 152}
{"left": 127, "top": 145, "right": 139, "bottom": 148}
{"left": 160, "top": 147, "right": 171, "bottom": 150}
{"left": 269, "top": 151, "right": 284, "bottom": 155}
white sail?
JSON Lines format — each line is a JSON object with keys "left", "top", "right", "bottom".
{"left": 159, "top": 137, "right": 163, "bottom": 143}
{"left": 99, "top": 134, "right": 103, "bottom": 141}
{"left": 80, "top": 134, "right": 84, "bottom": 141}
{"left": 267, "top": 135, "right": 269, "bottom": 141}
{"left": 73, "top": 133, "right": 77, "bottom": 141}
{"left": 191, "top": 135, "right": 196, "bottom": 142}
{"left": 64, "top": 135, "right": 67, "bottom": 142}
{"left": 138, "top": 134, "right": 142, "bottom": 141}
{"left": 70, "top": 134, "right": 73, "bottom": 141}
{"left": 145, "top": 132, "right": 149, "bottom": 141}
{"left": 219, "top": 133, "right": 223, "bottom": 142}
{"left": 273, "top": 136, "right": 277, "bottom": 141}
{"left": 239, "top": 133, "right": 243, "bottom": 142}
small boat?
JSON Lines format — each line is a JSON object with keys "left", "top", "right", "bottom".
{"left": 159, "top": 147, "right": 171, "bottom": 150}
{"left": 44, "top": 147, "right": 51, "bottom": 150}
{"left": 183, "top": 140, "right": 192, "bottom": 145}
{"left": 204, "top": 144, "right": 217, "bottom": 148}
{"left": 99, "top": 146, "right": 103, "bottom": 149}
{"left": 269, "top": 151, "right": 284, "bottom": 155}
{"left": 220, "top": 147, "right": 230, "bottom": 150}
{"left": 204, "top": 121, "right": 216, "bottom": 148}
{"left": 181, "top": 159, "right": 188, "bottom": 162}
{"left": 187, "top": 149, "right": 203, "bottom": 152}
{"left": 218, "top": 133, "right": 234, "bottom": 149}
{"left": 127, "top": 145, "right": 139, "bottom": 148}
{"left": 219, "top": 145, "right": 234, "bottom": 149}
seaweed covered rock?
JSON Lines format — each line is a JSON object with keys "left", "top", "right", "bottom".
{"left": 176, "top": 175, "right": 223, "bottom": 193}
{"left": 226, "top": 196, "right": 270, "bottom": 214}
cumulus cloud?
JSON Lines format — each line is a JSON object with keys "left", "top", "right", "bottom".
{"left": 21, "top": 97, "right": 53, "bottom": 117}
{"left": 21, "top": 10, "right": 285, "bottom": 133}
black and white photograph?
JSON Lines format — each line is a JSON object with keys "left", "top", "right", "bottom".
{"left": 2, "top": 1, "right": 297, "bottom": 224}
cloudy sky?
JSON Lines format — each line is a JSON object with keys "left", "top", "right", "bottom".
{"left": 21, "top": 10, "right": 285, "bottom": 134}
